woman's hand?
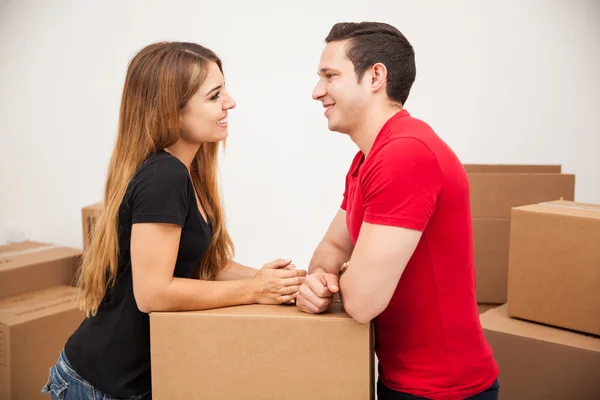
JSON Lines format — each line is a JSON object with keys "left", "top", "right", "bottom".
{"left": 251, "top": 259, "right": 307, "bottom": 305}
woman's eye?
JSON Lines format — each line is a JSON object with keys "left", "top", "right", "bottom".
{"left": 211, "top": 92, "right": 220, "bottom": 101}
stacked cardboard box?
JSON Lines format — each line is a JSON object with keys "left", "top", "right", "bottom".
{"left": 480, "top": 200, "right": 600, "bottom": 398}
{"left": 464, "top": 164, "right": 575, "bottom": 309}
{"left": 506, "top": 200, "right": 600, "bottom": 335}
{"left": 150, "top": 302, "right": 374, "bottom": 399}
{"left": 82, "top": 202, "right": 103, "bottom": 250}
{"left": 481, "top": 305, "right": 600, "bottom": 399}
{"left": 0, "top": 242, "right": 84, "bottom": 399}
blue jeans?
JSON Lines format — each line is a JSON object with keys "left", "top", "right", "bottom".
{"left": 378, "top": 378, "right": 499, "bottom": 400}
{"left": 42, "top": 349, "right": 151, "bottom": 400}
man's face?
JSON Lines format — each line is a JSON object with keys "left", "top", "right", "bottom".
{"left": 312, "top": 40, "right": 369, "bottom": 134}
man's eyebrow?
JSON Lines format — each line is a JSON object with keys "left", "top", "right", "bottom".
{"left": 318, "top": 67, "right": 338, "bottom": 76}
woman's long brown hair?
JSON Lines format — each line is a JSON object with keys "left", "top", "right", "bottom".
{"left": 77, "top": 42, "right": 234, "bottom": 317}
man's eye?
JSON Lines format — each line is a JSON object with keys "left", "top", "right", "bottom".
{"left": 326, "top": 74, "right": 334, "bottom": 79}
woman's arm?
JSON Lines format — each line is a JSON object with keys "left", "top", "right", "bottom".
{"left": 130, "top": 222, "right": 306, "bottom": 313}
{"left": 216, "top": 260, "right": 258, "bottom": 281}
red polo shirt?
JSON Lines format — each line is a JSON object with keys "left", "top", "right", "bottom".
{"left": 341, "top": 110, "right": 498, "bottom": 399}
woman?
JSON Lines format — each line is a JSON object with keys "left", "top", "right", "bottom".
{"left": 42, "top": 41, "right": 306, "bottom": 400}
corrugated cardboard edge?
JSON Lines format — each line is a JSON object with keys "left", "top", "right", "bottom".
{"left": 370, "top": 322, "right": 375, "bottom": 400}
{"left": 481, "top": 306, "right": 600, "bottom": 351}
{"left": 0, "top": 241, "right": 49, "bottom": 255}
{"left": 0, "top": 246, "right": 82, "bottom": 272}
{"left": 0, "top": 286, "right": 81, "bottom": 326}
{"left": 151, "top": 302, "right": 355, "bottom": 321}
{"left": 463, "top": 164, "right": 562, "bottom": 174}
{"left": 0, "top": 322, "right": 10, "bottom": 399}
{"left": 0, "top": 244, "right": 58, "bottom": 259}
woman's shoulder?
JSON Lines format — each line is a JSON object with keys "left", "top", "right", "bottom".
{"left": 133, "top": 150, "right": 189, "bottom": 182}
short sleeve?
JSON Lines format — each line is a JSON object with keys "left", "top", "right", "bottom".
{"left": 341, "top": 170, "right": 350, "bottom": 210}
{"left": 341, "top": 151, "right": 364, "bottom": 210}
{"left": 361, "top": 138, "right": 442, "bottom": 231}
{"left": 130, "top": 159, "right": 190, "bottom": 227}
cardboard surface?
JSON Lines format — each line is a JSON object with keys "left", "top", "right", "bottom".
{"left": 150, "top": 302, "right": 373, "bottom": 399}
{"left": 481, "top": 305, "right": 600, "bottom": 399}
{"left": 507, "top": 201, "right": 600, "bottom": 336}
{"left": 478, "top": 303, "right": 499, "bottom": 314}
{"left": 0, "top": 242, "right": 81, "bottom": 299}
{"left": 465, "top": 164, "right": 575, "bottom": 304}
{"left": 82, "top": 202, "right": 103, "bottom": 250}
{"left": 463, "top": 164, "right": 562, "bottom": 174}
{"left": 464, "top": 164, "right": 575, "bottom": 219}
{"left": 473, "top": 219, "right": 511, "bottom": 303}
{"left": 0, "top": 286, "right": 85, "bottom": 400}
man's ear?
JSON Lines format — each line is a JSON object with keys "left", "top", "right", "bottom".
{"left": 369, "top": 63, "right": 388, "bottom": 93}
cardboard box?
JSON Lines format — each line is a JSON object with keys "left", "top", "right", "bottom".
{"left": 82, "top": 202, "right": 103, "bottom": 250}
{"left": 0, "top": 285, "right": 85, "bottom": 400}
{"left": 507, "top": 200, "right": 600, "bottom": 336}
{"left": 473, "top": 219, "right": 511, "bottom": 303}
{"left": 481, "top": 305, "right": 600, "bottom": 399}
{"left": 0, "top": 242, "right": 81, "bottom": 299}
{"left": 150, "top": 302, "right": 373, "bottom": 399}
{"left": 478, "top": 303, "right": 498, "bottom": 314}
{"left": 465, "top": 164, "right": 575, "bottom": 219}
{"left": 465, "top": 164, "right": 575, "bottom": 303}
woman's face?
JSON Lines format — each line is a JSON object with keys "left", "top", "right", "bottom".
{"left": 180, "top": 61, "right": 236, "bottom": 143}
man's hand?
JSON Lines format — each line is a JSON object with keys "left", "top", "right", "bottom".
{"left": 296, "top": 268, "right": 339, "bottom": 314}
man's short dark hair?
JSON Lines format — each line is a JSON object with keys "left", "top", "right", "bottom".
{"left": 326, "top": 22, "right": 416, "bottom": 106}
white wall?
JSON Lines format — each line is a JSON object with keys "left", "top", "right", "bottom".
{"left": 1, "top": 0, "right": 599, "bottom": 270}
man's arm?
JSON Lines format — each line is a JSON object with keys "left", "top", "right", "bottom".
{"left": 339, "top": 223, "right": 421, "bottom": 323}
{"left": 338, "top": 138, "right": 442, "bottom": 323}
{"left": 308, "top": 208, "right": 354, "bottom": 275}
{"left": 296, "top": 209, "right": 354, "bottom": 314}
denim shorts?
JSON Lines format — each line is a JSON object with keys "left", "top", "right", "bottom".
{"left": 41, "top": 349, "right": 151, "bottom": 400}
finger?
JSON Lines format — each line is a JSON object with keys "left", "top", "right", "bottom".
{"left": 272, "top": 268, "right": 307, "bottom": 278}
{"left": 308, "top": 275, "right": 332, "bottom": 297}
{"left": 299, "top": 284, "right": 332, "bottom": 310}
{"left": 279, "top": 285, "right": 301, "bottom": 296}
{"left": 262, "top": 259, "right": 292, "bottom": 269}
{"left": 279, "top": 293, "right": 298, "bottom": 304}
{"left": 283, "top": 263, "right": 297, "bottom": 270}
{"left": 296, "top": 296, "right": 321, "bottom": 314}
{"left": 278, "top": 276, "right": 306, "bottom": 287}
{"left": 323, "top": 273, "right": 339, "bottom": 293}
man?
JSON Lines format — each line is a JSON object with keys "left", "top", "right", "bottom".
{"left": 296, "top": 22, "right": 499, "bottom": 400}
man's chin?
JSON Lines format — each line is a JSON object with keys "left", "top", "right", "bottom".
{"left": 327, "top": 121, "right": 347, "bottom": 134}
{"left": 327, "top": 119, "right": 340, "bottom": 132}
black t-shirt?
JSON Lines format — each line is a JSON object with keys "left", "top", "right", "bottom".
{"left": 65, "top": 150, "right": 212, "bottom": 397}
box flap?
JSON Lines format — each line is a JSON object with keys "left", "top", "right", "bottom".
{"left": 480, "top": 305, "right": 600, "bottom": 352}
{"left": 0, "top": 241, "right": 49, "bottom": 255}
{"left": 0, "top": 243, "right": 81, "bottom": 272}
{"left": 152, "top": 301, "right": 353, "bottom": 321}
{"left": 82, "top": 202, "right": 103, "bottom": 212}
{"left": 463, "top": 164, "right": 562, "bottom": 174}
{"left": 468, "top": 173, "right": 575, "bottom": 218}
{"left": 0, "top": 285, "right": 80, "bottom": 326}
{"left": 513, "top": 200, "right": 600, "bottom": 220}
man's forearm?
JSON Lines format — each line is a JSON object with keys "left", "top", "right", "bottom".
{"left": 308, "top": 240, "right": 351, "bottom": 275}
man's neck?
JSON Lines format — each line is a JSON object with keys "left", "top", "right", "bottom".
{"left": 349, "top": 104, "right": 403, "bottom": 156}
